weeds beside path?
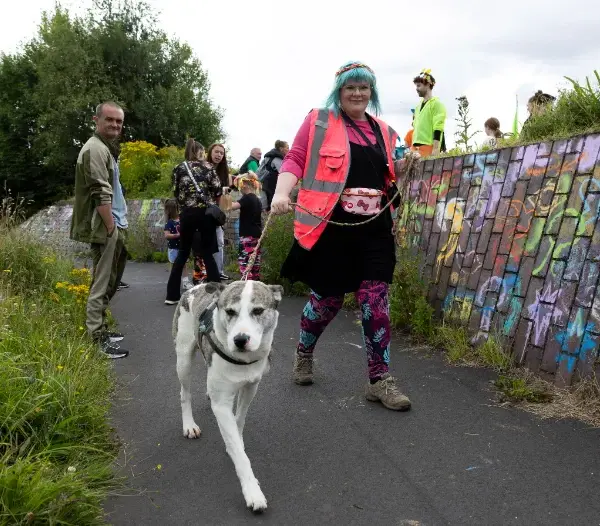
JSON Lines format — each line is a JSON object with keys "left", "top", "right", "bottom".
{"left": 0, "top": 224, "right": 118, "bottom": 525}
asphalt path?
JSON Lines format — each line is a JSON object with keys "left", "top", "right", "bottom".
{"left": 103, "top": 262, "right": 600, "bottom": 526}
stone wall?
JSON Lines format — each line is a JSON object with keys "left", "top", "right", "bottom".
{"left": 403, "top": 134, "right": 600, "bottom": 386}
{"left": 21, "top": 198, "right": 241, "bottom": 262}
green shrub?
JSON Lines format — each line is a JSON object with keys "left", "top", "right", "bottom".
{"left": 389, "top": 248, "right": 430, "bottom": 331}
{"left": 0, "top": 228, "right": 117, "bottom": 525}
{"left": 520, "top": 70, "right": 600, "bottom": 143}
{"left": 476, "top": 335, "right": 513, "bottom": 371}
{"left": 495, "top": 374, "right": 553, "bottom": 403}
{"left": 260, "top": 213, "right": 308, "bottom": 296}
{"left": 125, "top": 218, "right": 156, "bottom": 262}
{"left": 152, "top": 251, "right": 169, "bottom": 263}
{"left": 137, "top": 146, "right": 183, "bottom": 199}
{"left": 120, "top": 142, "right": 184, "bottom": 199}
{"left": 410, "top": 295, "right": 434, "bottom": 339}
{"left": 119, "top": 141, "right": 161, "bottom": 196}
{"left": 430, "top": 324, "right": 472, "bottom": 363}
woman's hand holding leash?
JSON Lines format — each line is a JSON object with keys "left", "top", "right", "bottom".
{"left": 270, "top": 172, "right": 298, "bottom": 215}
{"left": 271, "top": 194, "right": 293, "bottom": 215}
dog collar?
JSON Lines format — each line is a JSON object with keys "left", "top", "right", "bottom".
{"left": 198, "top": 303, "right": 259, "bottom": 366}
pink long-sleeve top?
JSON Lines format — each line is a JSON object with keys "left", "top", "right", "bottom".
{"left": 280, "top": 111, "right": 379, "bottom": 180}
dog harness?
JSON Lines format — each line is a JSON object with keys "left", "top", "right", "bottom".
{"left": 197, "top": 302, "right": 259, "bottom": 366}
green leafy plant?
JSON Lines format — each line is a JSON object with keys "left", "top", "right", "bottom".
{"left": 519, "top": 70, "right": 600, "bottom": 142}
{"left": 0, "top": 0, "right": 223, "bottom": 211}
{"left": 410, "top": 295, "right": 434, "bottom": 339}
{"left": 389, "top": 248, "right": 430, "bottom": 331}
{"left": 454, "top": 96, "right": 478, "bottom": 152}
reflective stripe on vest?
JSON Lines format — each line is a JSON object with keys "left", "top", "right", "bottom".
{"left": 302, "top": 108, "right": 330, "bottom": 187}
{"left": 294, "top": 208, "right": 322, "bottom": 227}
{"left": 294, "top": 109, "right": 349, "bottom": 237}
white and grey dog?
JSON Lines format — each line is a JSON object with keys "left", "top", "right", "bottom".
{"left": 172, "top": 280, "right": 283, "bottom": 512}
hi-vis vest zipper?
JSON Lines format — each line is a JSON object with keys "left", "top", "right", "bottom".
{"left": 293, "top": 108, "right": 398, "bottom": 250}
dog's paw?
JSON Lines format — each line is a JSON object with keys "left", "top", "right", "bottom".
{"left": 243, "top": 481, "right": 267, "bottom": 513}
{"left": 182, "top": 423, "right": 201, "bottom": 439}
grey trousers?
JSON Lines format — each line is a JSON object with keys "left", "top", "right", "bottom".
{"left": 86, "top": 227, "right": 128, "bottom": 341}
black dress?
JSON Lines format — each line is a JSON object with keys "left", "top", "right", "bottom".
{"left": 280, "top": 134, "right": 396, "bottom": 297}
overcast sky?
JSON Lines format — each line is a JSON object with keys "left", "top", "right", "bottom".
{"left": 1, "top": 0, "right": 599, "bottom": 166}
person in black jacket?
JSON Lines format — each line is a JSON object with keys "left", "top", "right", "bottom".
{"left": 257, "top": 140, "right": 289, "bottom": 211}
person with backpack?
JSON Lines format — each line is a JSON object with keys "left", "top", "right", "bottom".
{"left": 256, "top": 140, "right": 289, "bottom": 211}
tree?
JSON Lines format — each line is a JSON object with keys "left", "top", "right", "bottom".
{"left": 0, "top": 0, "right": 224, "bottom": 209}
{"left": 454, "top": 96, "right": 478, "bottom": 152}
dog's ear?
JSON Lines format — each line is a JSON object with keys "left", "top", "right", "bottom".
{"left": 205, "top": 282, "right": 227, "bottom": 295}
{"left": 268, "top": 284, "right": 284, "bottom": 306}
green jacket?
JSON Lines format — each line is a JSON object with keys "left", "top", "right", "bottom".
{"left": 413, "top": 97, "right": 446, "bottom": 146}
{"left": 70, "top": 134, "right": 117, "bottom": 244}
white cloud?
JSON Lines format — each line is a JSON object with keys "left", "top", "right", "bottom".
{"left": 1, "top": 0, "right": 599, "bottom": 165}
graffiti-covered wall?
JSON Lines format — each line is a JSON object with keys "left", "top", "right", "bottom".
{"left": 404, "top": 134, "right": 600, "bottom": 386}
{"left": 21, "top": 199, "right": 241, "bottom": 260}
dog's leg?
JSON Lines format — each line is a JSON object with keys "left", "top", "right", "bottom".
{"left": 235, "top": 381, "right": 260, "bottom": 440}
{"left": 210, "top": 389, "right": 267, "bottom": 512}
{"left": 175, "top": 317, "right": 201, "bottom": 439}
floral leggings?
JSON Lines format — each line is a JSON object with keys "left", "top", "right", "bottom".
{"left": 238, "top": 236, "right": 261, "bottom": 280}
{"left": 297, "top": 280, "right": 391, "bottom": 380}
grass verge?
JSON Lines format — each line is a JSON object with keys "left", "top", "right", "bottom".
{"left": 0, "top": 219, "right": 118, "bottom": 524}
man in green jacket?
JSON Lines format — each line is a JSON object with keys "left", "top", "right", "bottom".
{"left": 70, "top": 101, "right": 129, "bottom": 359}
{"left": 239, "top": 147, "right": 262, "bottom": 174}
{"left": 411, "top": 69, "right": 447, "bottom": 157}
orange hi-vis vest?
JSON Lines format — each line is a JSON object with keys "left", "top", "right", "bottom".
{"left": 294, "top": 108, "right": 398, "bottom": 250}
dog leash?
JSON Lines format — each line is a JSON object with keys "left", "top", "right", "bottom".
{"left": 240, "top": 153, "right": 420, "bottom": 281}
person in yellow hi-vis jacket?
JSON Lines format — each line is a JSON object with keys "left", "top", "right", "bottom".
{"left": 411, "top": 69, "right": 447, "bottom": 157}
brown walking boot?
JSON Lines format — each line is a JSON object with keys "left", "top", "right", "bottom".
{"left": 293, "top": 351, "right": 314, "bottom": 385}
{"left": 365, "top": 373, "right": 411, "bottom": 411}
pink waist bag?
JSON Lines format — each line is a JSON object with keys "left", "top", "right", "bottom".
{"left": 339, "top": 188, "right": 383, "bottom": 215}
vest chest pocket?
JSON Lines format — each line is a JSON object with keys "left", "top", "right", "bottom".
{"left": 317, "top": 147, "right": 347, "bottom": 183}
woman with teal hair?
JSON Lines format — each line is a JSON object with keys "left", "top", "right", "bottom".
{"left": 271, "top": 61, "right": 412, "bottom": 412}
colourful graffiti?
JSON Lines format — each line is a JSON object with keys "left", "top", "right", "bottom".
{"left": 405, "top": 134, "right": 600, "bottom": 386}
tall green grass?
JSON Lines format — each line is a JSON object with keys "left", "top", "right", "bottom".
{"left": 0, "top": 194, "right": 117, "bottom": 525}
{"left": 520, "top": 70, "right": 600, "bottom": 142}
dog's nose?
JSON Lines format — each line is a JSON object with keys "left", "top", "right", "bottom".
{"left": 233, "top": 333, "right": 250, "bottom": 349}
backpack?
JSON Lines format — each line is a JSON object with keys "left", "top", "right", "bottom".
{"left": 256, "top": 157, "right": 278, "bottom": 182}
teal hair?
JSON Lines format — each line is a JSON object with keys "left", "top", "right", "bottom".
{"left": 325, "top": 61, "right": 381, "bottom": 117}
